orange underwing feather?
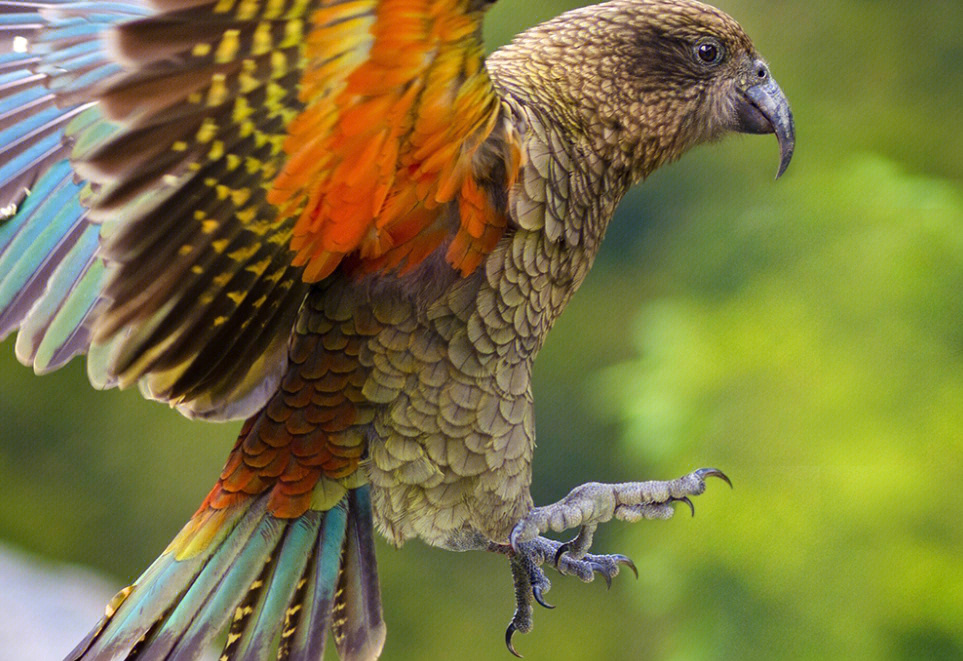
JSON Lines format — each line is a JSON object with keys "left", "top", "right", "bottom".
{"left": 183, "top": 307, "right": 378, "bottom": 523}
{"left": 269, "top": 0, "right": 516, "bottom": 282}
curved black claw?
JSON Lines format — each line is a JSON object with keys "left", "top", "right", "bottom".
{"left": 552, "top": 541, "right": 572, "bottom": 567}
{"left": 695, "top": 467, "right": 732, "bottom": 488}
{"left": 673, "top": 496, "right": 695, "bottom": 517}
{"left": 532, "top": 584, "right": 554, "bottom": 609}
{"left": 621, "top": 555, "right": 639, "bottom": 580}
{"left": 597, "top": 566, "right": 613, "bottom": 589}
{"left": 505, "top": 623, "right": 523, "bottom": 658}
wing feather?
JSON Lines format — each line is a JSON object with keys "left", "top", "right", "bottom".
{"left": 0, "top": 0, "right": 517, "bottom": 420}
{"left": 270, "top": 0, "right": 514, "bottom": 282}
{"left": 0, "top": 0, "right": 146, "bottom": 376}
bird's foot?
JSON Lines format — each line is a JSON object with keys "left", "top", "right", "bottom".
{"left": 489, "top": 537, "right": 637, "bottom": 657}
{"left": 499, "top": 468, "right": 730, "bottom": 656}
{"left": 510, "top": 468, "right": 731, "bottom": 552}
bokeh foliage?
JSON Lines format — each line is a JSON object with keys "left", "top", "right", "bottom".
{"left": 1, "top": 1, "right": 961, "bottom": 659}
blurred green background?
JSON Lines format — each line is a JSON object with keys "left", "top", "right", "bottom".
{"left": 1, "top": 0, "right": 961, "bottom": 659}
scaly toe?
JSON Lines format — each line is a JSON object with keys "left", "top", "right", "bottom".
{"left": 498, "top": 468, "right": 729, "bottom": 655}
{"left": 556, "top": 550, "right": 637, "bottom": 587}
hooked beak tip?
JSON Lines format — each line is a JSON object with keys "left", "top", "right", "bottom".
{"left": 736, "top": 74, "right": 795, "bottom": 179}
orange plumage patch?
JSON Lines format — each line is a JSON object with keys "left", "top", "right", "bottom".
{"left": 176, "top": 307, "right": 380, "bottom": 527}
{"left": 269, "top": 0, "right": 516, "bottom": 282}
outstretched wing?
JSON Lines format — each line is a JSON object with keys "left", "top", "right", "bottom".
{"left": 0, "top": 0, "right": 149, "bottom": 378}
{"left": 0, "top": 0, "right": 518, "bottom": 418}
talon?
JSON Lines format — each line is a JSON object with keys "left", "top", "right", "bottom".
{"left": 695, "top": 467, "right": 732, "bottom": 488}
{"left": 617, "top": 555, "right": 639, "bottom": 580}
{"left": 553, "top": 541, "right": 571, "bottom": 567}
{"left": 509, "top": 529, "right": 522, "bottom": 553}
{"left": 675, "top": 496, "right": 695, "bottom": 517}
{"left": 532, "top": 584, "right": 554, "bottom": 609}
{"left": 505, "top": 623, "right": 523, "bottom": 658}
{"left": 500, "top": 467, "right": 728, "bottom": 646}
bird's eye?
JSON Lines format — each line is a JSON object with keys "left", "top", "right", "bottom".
{"left": 694, "top": 39, "right": 724, "bottom": 65}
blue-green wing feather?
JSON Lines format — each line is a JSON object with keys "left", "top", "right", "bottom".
{"left": 0, "top": 0, "right": 144, "bottom": 373}
{"left": 17, "top": 227, "right": 103, "bottom": 372}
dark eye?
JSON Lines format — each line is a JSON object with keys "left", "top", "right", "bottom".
{"left": 695, "top": 39, "right": 724, "bottom": 65}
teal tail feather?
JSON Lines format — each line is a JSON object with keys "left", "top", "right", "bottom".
{"left": 67, "top": 487, "right": 386, "bottom": 661}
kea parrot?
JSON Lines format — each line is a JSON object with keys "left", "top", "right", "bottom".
{"left": 0, "top": 0, "right": 793, "bottom": 658}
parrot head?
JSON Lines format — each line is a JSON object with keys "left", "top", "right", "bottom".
{"left": 489, "top": 0, "right": 795, "bottom": 180}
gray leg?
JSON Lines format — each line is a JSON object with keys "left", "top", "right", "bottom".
{"left": 496, "top": 468, "right": 730, "bottom": 656}
{"left": 491, "top": 537, "right": 637, "bottom": 657}
{"left": 510, "top": 468, "right": 731, "bottom": 553}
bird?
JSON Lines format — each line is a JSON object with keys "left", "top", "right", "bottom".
{"left": 0, "top": 0, "right": 793, "bottom": 658}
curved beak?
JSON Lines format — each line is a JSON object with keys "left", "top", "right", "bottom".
{"left": 733, "top": 64, "right": 795, "bottom": 178}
